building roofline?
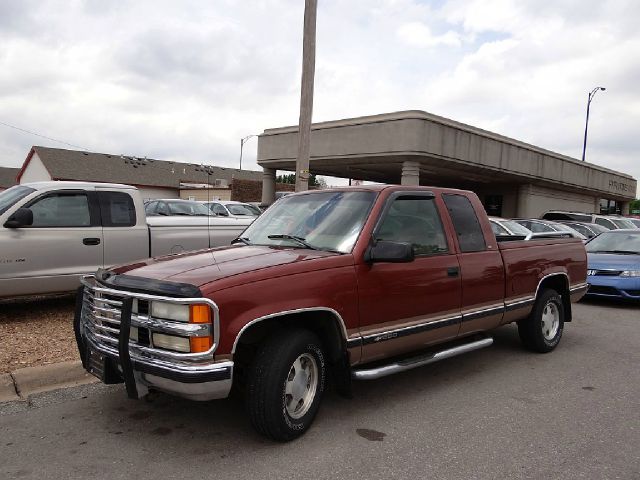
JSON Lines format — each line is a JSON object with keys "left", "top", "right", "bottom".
{"left": 261, "top": 110, "right": 635, "bottom": 181}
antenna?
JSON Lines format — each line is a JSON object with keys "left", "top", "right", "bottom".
{"left": 202, "top": 164, "right": 212, "bottom": 250}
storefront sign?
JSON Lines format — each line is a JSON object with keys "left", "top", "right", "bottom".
{"left": 608, "top": 179, "right": 632, "bottom": 192}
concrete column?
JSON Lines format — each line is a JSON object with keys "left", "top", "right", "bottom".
{"left": 621, "top": 201, "right": 630, "bottom": 215}
{"left": 261, "top": 168, "right": 276, "bottom": 205}
{"left": 400, "top": 160, "right": 420, "bottom": 186}
{"left": 516, "top": 184, "right": 533, "bottom": 218}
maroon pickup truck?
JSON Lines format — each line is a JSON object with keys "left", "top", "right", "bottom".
{"left": 75, "top": 186, "right": 587, "bottom": 441}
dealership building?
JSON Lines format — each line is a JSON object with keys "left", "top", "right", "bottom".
{"left": 257, "top": 110, "right": 637, "bottom": 217}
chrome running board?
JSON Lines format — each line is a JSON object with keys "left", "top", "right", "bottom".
{"left": 351, "top": 336, "right": 493, "bottom": 381}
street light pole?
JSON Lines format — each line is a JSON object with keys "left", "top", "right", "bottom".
{"left": 581, "top": 86, "right": 606, "bottom": 162}
{"left": 295, "top": 0, "right": 317, "bottom": 192}
{"left": 239, "top": 134, "right": 256, "bottom": 171}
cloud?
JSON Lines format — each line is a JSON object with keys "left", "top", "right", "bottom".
{"left": 397, "top": 22, "right": 461, "bottom": 47}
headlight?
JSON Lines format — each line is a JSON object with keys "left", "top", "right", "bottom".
{"left": 147, "top": 302, "right": 213, "bottom": 353}
{"left": 151, "top": 302, "right": 189, "bottom": 322}
{"left": 152, "top": 333, "right": 190, "bottom": 353}
{"left": 620, "top": 270, "right": 640, "bottom": 277}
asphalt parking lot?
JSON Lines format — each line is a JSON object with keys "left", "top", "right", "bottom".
{"left": 1, "top": 300, "right": 638, "bottom": 480}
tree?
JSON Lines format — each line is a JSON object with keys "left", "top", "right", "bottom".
{"left": 630, "top": 198, "right": 640, "bottom": 213}
{"left": 276, "top": 173, "right": 321, "bottom": 187}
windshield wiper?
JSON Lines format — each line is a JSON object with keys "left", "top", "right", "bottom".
{"left": 589, "top": 250, "right": 639, "bottom": 255}
{"left": 267, "top": 234, "right": 319, "bottom": 250}
{"left": 232, "top": 237, "right": 252, "bottom": 246}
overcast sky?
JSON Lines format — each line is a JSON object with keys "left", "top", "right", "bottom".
{"left": 0, "top": 0, "right": 638, "bottom": 192}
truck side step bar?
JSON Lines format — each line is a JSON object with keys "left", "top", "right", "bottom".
{"left": 351, "top": 336, "right": 494, "bottom": 381}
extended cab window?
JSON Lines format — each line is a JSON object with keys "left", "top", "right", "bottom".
{"left": 99, "top": 192, "right": 136, "bottom": 227}
{"left": 443, "top": 194, "right": 486, "bottom": 252}
{"left": 28, "top": 192, "right": 91, "bottom": 227}
{"left": 376, "top": 196, "right": 448, "bottom": 256}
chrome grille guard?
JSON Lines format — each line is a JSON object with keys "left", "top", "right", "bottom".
{"left": 78, "top": 275, "right": 221, "bottom": 363}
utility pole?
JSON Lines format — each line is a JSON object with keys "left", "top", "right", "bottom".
{"left": 295, "top": 0, "right": 317, "bottom": 192}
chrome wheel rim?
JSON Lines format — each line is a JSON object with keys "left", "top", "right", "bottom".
{"left": 541, "top": 301, "right": 560, "bottom": 340}
{"left": 284, "top": 353, "right": 318, "bottom": 419}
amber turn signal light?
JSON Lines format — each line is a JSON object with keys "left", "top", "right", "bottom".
{"left": 189, "top": 304, "right": 213, "bottom": 353}
{"left": 190, "top": 336, "right": 213, "bottom": 353}
{"left": 189, "top": 304, "right": 211, "bottom": 324}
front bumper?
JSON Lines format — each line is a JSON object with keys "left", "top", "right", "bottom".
{"left": 585, "top": 275, "right": 640, "bottom": 301}
{"left": 74, "top": 277, "right": 233, "bottom": 401}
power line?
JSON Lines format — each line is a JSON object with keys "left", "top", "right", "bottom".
{"left": 0, "top": 120, "right": 89, "bottom": 150}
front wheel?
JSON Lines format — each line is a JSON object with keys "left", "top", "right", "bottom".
{"left": 518, "top": 289, "right": 564, "bottom": 353}
{"left": 245, "top": 329, "right": 326, "bottom": 441}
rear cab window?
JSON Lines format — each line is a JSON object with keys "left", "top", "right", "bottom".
{"left": 98, "top": 191, "right": 136, "bottom": 227}
{"left": 442, "top": 194, "right": 487, "bottom": 252}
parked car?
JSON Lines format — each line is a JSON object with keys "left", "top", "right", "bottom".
{"left": 628, "top": 218, "right": 640, "bottom": 228}
{"left": 203, "top": 200, "right": 261, "bottom": 218}
{"left": 607, "top": 215, "right": 639, "bottom": 229}
{"left": 584, "top": 230, "right": 640, "bottom": 301}
{"left": 513, "top": 219, "right": 587, "bottom": 241}
{"left": 542, "top": 211, "right": 637, "bottom": 230}
{"left": 488, "top": 217, "right": 532, "bottom": 238}
{"left": 76, "top": 185, "right": 587, "bottom": 441}
{"left": 0, "top": 182, "right": 253, "bottom": 298}
{"left": 555, "top": 221, "right": 609, "bottom": 240}
{"left": 144, "top": 199, "right": 211, "bottom": 217}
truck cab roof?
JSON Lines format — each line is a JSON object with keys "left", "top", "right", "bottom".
{"left": 21, "top": 181, "right": 138, "bottom": 191}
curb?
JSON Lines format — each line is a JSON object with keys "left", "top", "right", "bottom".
{"left": 2, "top": 360, "right": 97, "bottom": 402}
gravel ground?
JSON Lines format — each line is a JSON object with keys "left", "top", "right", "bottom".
{"left": 0, "top": 295, "right": 78, "bottom": 373}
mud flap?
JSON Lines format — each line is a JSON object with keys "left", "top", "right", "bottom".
{"left": 332, "top": 355, "right": 353, "bottom": 398}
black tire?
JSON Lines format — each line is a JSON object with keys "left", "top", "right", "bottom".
{"left": 245, "top": 329, "right": 326, "bottom": 441}
{"left": 518, "top": 288, "right": 565, "bottom": 353}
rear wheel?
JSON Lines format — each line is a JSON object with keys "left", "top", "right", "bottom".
{"left": 245, "top": 329, "right": 326, "bottom": 441}
{"left": 518, "top": 289, "right": 564, "bottom": 353}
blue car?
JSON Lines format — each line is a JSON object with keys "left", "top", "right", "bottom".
{"left": 585, "top": 230, "right": 640, "bottom": 301}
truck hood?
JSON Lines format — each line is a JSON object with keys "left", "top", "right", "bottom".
{"left": 108, "top": 245, "right": 340, "bottom": 288}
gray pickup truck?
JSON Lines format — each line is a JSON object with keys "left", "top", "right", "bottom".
{"left": 0, "top": 181, "right": 253, "bottom": 298}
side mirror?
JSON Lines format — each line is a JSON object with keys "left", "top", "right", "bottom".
{"left": 4, "top": 207, "right": 33, "bottom": 228}
{"left": 366, "top": 240, "right": 414, "bottom": 263}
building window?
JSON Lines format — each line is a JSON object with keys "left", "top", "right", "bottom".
{"left": 484, "top": 195, "right": 503, "bottom": 217}
{"left": 599, "top": 199, "right": 621, "bottom": 215}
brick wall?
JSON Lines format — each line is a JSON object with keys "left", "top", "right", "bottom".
{"left": 231, "top": 179, "right": 295, "bottom": 202}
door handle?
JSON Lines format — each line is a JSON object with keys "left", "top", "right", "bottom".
{"left": 83, "top": 237, "right": 101, "bottom": 246}
{"left": 447, "top": 267, "right": 459, "bottom": 277}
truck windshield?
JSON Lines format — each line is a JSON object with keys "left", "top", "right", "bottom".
{"left": 240, "top": 191, "right": 377, "bottom": 253}
{"left": 0, "top": 185, "right": 35, "bottom": 215}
